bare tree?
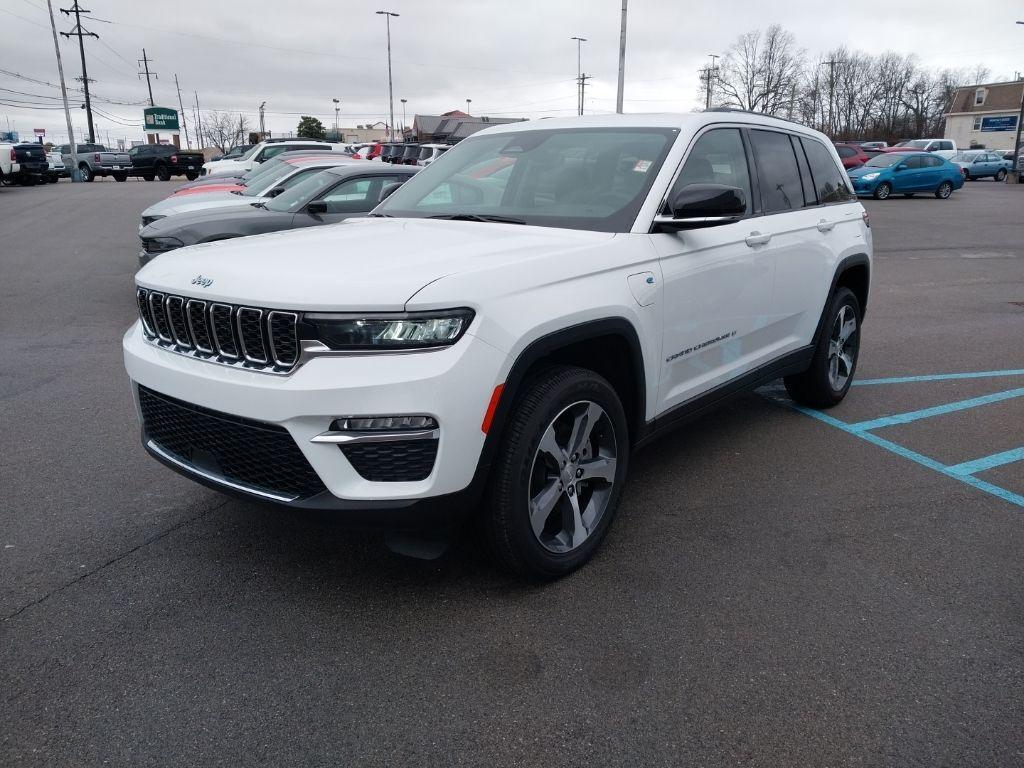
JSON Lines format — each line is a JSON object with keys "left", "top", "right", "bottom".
{"left": 714, "top": 25, "right": 804, "bottom": 115}
{"left": 200, "top": 111, "right": 251, "bottom": 153}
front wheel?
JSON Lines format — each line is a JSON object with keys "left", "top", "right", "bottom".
{"left": 873, "top": 182, "right": 891, "bottom": 200}
{"left": 935, "top": 180, "right": 953, "bottom": 199}
{"left": 784, "top": 287, "right": 861, "bottom": 408}
{"left": 482, "top": 365, "right": 629, "bottom": 579}
{"left": 995, "top": 169, "right": 1007, "bottom": 182}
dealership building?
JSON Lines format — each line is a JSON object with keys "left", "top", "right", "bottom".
{"left": 944, "top": 80, "right": 1023, "bottom": 152}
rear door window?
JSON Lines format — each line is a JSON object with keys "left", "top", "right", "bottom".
{"left": 665, "top": 127, "right": 753, "bottom": 215}
{"left": 801, "top": 138, "right": 854, "bottom": 203}
{"left": 749, "top": 129, "right": 803, "bottom": 213}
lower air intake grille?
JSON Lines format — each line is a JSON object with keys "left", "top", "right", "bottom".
{"left": 341, "top": 439, "right": 439, "bottom": 482}
{"left": 139, "top": 385, "right": 326, "bottom": 500}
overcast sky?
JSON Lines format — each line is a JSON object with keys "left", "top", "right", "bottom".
{"left": 2, "top": 0, "right": 1022, "bottom": 145}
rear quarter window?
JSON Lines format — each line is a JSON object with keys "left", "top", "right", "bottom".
{"left": 749, "top": 129, "right": 804, "bottom": 213}
{"left": 801, "top": 138, "right": 854, "bottom": 204}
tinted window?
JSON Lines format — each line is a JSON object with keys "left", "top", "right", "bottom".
{"left": 903, "top": 155, "right": 925, "bottom": 169}
{"left": 801, "top": 138, "right": 854, "bottom": 203}
{"left": 378, "top": 127, "right": 677, "bottom": 233}
{"left": 937, "top": 141, "right": 954, "bottom": 151}
{"left": 320, "top": 175, "right": 404, "bottom": 213}
{"left": 666, "top": 127, "right": 752, "bottom": 215}
{"left": 750, "top": 129, "right": 803, "bottom": 213}
{"left": 836, "top": 146, "right": 855, "bottom": 158}
{"left": 922, "top": 155, "right": 943, "bottom": 167}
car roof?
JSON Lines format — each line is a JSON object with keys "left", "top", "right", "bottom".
{"left": 470, "top": 111, "right": 831, "bottom": 141}
{"left": 321, "top": 164, "right": 418, "bottom": 179}
{"left": 283, "top": 155, "right": 361, "bottom": 168}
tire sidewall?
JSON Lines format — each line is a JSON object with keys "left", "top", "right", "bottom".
{"left": 874, "top": 182, "right": 891, "bottom": 200}
{"left": 936, "top": 181, "right": 952, "bottom": 198}
{"left": 810, "top": 288, "right": 862, "bottom": 405}
{"left": 488, "top": 368, "right": 630, "bottom": 578}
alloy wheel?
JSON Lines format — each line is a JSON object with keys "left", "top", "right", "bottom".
{"left": 828, "top": 305, "right": 858, "bottom": 391}
{"left": 527, "top": 400, "right": 618, "bottom": 554}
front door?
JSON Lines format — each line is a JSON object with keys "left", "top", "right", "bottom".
{"left": 651, "top": 126, "right": 776, "bottom": 413}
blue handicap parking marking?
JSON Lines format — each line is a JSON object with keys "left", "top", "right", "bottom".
{"left": 766, "top": 368, "right": 1024, "bottom": 510}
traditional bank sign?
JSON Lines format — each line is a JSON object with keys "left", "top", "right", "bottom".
{"left": 980, "top": 115, "right": 1018, "bottom": 132}
{"left": 143, "top": 106, "right": 180, "bottom": 133}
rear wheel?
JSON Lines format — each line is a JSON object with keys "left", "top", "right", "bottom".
{"left": 995, "top": 169, "right": 1007, "bottom": 182}
{"left": 784, "top": 287, "right": 861, "bottom": 408}
{"left": 156, "top": 163, "right": 171, "bottom": 181}
{"left": 185, "top": 171, "right": 199, "bottom": 181}
{"left": 935, "top": 180, "right": 953, "bottom": 199}
{"left": 482, "top": 365, "right": 629, "bottom": 579}
{"left": 873, "top": 182, "right": 891, "bottom": 200}
{"left": 78, "top": 164, "right": 94, "bottom": 182}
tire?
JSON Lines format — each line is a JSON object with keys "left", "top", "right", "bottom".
{"left": 482, "top": 365, "right": 630, "bottom": 579}
{"left": 185, "top": 171, "right": 199, "bottom": 181}
{"left": 156, "top": 164, "right": 171, "bottom": 181}
{"left": 78, "top": 164, "right": 93, "bottom": 182}
{"left": 872, "top": 182, "right": 891, "bottom": 200}
{"left": 935, "top": 180, "right": 953, "bottom": 199}
{"left": 142, "top": 173, "right": 155, "bottom": 182}
{"left": 113, "top": 172, "right": 128, "bottom": 182}
{"left": 995, "top": 169, "right": 1007, "bottom": 182}
{"left": 783, "top": 287, "right": 861, "bottom": 408}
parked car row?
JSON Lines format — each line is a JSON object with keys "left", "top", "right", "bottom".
{"left": 847, "top": 151, "right": 965, "bottom": 199}
{"left": 137, "top": 150, "right": 420, "bottom": 265}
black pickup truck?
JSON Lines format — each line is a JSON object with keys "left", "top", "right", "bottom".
{"left": 128, "top": 144, "right": 206, "bottom": 181}
{"left": 11, "top": 143, "right": 49, "bottom": 185}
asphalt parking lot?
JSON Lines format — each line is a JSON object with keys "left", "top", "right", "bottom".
{"left": 2, "top": 177, "right": 1023, "bottom": 766}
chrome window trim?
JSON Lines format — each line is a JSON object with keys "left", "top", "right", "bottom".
{"left": 236, "top": 307, "right": 268, "bottom": 364}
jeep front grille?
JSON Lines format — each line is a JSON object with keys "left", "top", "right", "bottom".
{"left": 136, "top": 287, "right": 299, "bottom": 373}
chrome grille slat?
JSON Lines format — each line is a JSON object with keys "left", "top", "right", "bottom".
{"left": 135, "top": 289, "right": 298, "bottom": 375}
{"left": 148, "top": 292, "right": 173, "bottom": 342}
{"left": 186, "top": 299, "right": 214, "bottom": 354}
{"left": 237, "top": 307, "right": 268, "bottom": 364}
{"left": 166, "top": 296, "right": 193, "bottom": 348}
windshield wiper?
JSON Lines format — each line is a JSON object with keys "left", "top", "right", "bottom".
{"left": 250, "top": 201, "right": 267, "bottom": 209}
{"left": 230, "top": 189, "right": 244, "bottom": 195}
{"left": 427, "top": 213, "right": 526, "bottom": 225}
{"left": 367, "top": 212, "right": 393, "bottom": 218}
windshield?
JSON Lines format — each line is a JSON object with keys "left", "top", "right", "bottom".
{"left": 377, "top": 127, "right": 678, "bottom": 232}
{"left": 239, "top": 145, "right": 260, "bottom": 160}
{"left": 904, "top": 140, "right": 931, "bottom": 149}
{"left": 953, "top": 151, "right": 982, "bottom": 161}
{"left": 265, "top": 169, "right": 340, "bottom": 212}
{"left": 245, "top": 163, "right": 300, "bottom": 196}
{"left": 240, "top": 157, "right": 288, "bottom": 186}
{"left": 865, "top": 154, "right": 906, "bottom": 167}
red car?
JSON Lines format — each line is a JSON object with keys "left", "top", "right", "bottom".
{"left": 834, "top": 143, "right": 870, "bottom": 170}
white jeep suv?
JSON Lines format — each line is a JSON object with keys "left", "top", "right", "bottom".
{"left": 125, "top": 112, "right": 871, "bottom": 578}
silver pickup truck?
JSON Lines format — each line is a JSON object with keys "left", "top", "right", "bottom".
{"left": 57, "top": 142, "right": 132, "bottom": 182}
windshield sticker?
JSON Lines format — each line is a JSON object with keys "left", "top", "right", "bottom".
{"left": 633, "top": 159, "right": 652, "bottom": 173}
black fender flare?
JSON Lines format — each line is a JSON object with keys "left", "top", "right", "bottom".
{"left": 812, "top": 253, "right": 871, "bottom": 348}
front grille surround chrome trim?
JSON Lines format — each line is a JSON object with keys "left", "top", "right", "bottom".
{"left": 185, "top": 299, "right": 214, "bottom": 354}
{"left": 209, "top": 302, "right": 240, "bottom": 360}
{"left": 236, "top": 307, "right": 268, "bottom": 364}
{"left": 267, "top": 310, "right": 299, "bottom": 367}
{"left": 166, "top": 296, "right": 193, "bottom": 349}
{"left": 148, "top": 291, "right": 173, "bottom": 342}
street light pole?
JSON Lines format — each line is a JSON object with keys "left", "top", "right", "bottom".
{"left": 400, "top": 98, "right": 407, "bottom": 137}
{"left": 1013, "top": 22, "right": 1024, "bottom": 182}
{"left": 258, "top": 100, "right": 266, "bottom": 138}
{"left": 466, "top": 98, "right": 472, "bottom": 116}
{"left": 332, "top": 97, "right": 340, "bottom": 139}
{"left": 616, "top": 0, "right": 628, "bottom": 114}
{"left": 376, "top": 10, "right": 399, "bottom": 142}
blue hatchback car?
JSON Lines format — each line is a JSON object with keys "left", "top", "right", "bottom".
{"left": 847, "top": 152, "right": 965, "bottom": 200}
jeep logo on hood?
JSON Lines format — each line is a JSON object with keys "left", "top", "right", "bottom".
{"left": 191, "top": 274, "right": 213, "bottom": 288}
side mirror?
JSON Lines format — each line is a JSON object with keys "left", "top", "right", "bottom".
{"left": 378, "top": 181, "right": 403, "bottom": 202}
{"left": 266, "top": 186, "right": 286, "bottom": 198}
{"left": 306, "top": 200, "right": 328, "bottom": 215}
{"left": 652, "top": 183, "right": 746, "bottom": 231}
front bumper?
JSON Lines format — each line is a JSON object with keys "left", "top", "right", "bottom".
{"left": 123, "top": 321, "right": 505, "bottom": 522}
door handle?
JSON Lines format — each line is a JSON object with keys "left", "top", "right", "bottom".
{"left": 745, "top": 231, "right": 772, "bottom": 247}
{"left": 816, "top": 219, "right": 836, "bottom": 233}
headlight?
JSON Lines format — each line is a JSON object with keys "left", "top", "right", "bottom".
{"left": 860, "top": 172, "right": 880, "bottom": 181}
{"left": 142, "top": 236, "right": 184, "bottom": 254}
{"left": 301, "top": 308, "right": 474, "bottom": 351}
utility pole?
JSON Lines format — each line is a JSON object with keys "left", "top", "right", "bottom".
{"left": 579, "top": 74, "right": 592, "bottom": 114}
{"left": 174, "top": 74, "right": 190, "bottom": 148}
{"left": 571, "top": 36, "right": 587, "bottom": 116}
{"left": 59, "top": 1, "right": 97, "bottom": 144}
{"left": 47, "top": 0, "right": 80, "bottom": 180}
{"left": 702, "top": 54, "right": 719, "bottom": 110}
{"left": 616, "top": 0, "right": 628, "bottom": 114}
{"left": 400, "top": 98, "right": 407, "bottom": 135}
{"left": 376, "top": 10, "right": 399, "bottom": 141}
{"left": 138, "top": 48, "right": 157, "bottom": 107}
{"left": 332, "top": 98, "right": 339, "bottom": 137}
{"left": 194, "top": 91, "right": 203, "bottom": 149}
{"left": 259, "top": 101, "right": 267, "bottom": 138}
{"left": 1012, "top": 22, "right": 1024, "bottom": 182}
{"left": 825, "top": 58, "right": 838, "bottom": 137}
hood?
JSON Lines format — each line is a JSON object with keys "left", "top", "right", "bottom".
{"left": 142, "top": 192, "right": 263, "bottom": 218}
{"left": 135, "top": 217, "right": 614, "bottom": 311}
{"left": 140, "top": 203, "right": 277, "bottom": 238}
{"left": 847, "top": 165, "right": 888, "bottom": 178}
{"left": 171, "top": 183, "right": 244, "bottom": 197}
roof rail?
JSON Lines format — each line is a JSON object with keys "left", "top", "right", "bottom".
{"left": 706, "top": 107, "right": 805, "bottom": 126}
